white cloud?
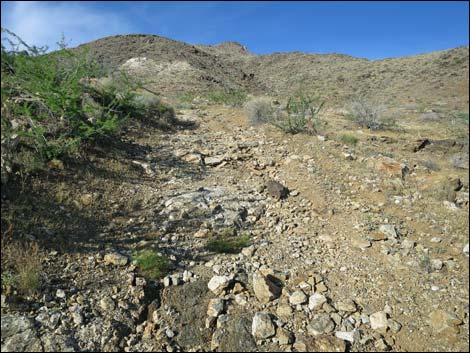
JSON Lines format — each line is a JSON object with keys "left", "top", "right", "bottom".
{"left": 1, "top": 1, "right": 136, "bottom": 50}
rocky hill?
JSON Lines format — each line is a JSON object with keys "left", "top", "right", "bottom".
{"left": 2, "top": 33, "right": 469, "bottom": 353}
{"left": 77, "top": 34, "right": 469, "bottom": 108}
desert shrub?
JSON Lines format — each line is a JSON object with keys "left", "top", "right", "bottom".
{"left": 422, "top": 159, "right": 441, "bottom": 172}
{"left": 451, "top": 110, "right": 469, "bottom": 124}
{"left": 206, "top": 89, "right": 247, "bottom": 107}
{"left": 245, "top": 97, "right": 274, "bottom": 125}
{"left": 340, "top": 134, "right": 358, "bottom": 146}
{"left": 271, "top": 92, "right": 324, "bottom": 134}
{"left": 133, "top": 250, "right": 171, "bottom": 279}
{"left": 450, "top": 154, "right": 468, "bottom": 169}
{"left": 347, "top": 96, "right": 396, "bottom": 130}
{"left": 1, "top": 29, "right": 172, "bottom": 181}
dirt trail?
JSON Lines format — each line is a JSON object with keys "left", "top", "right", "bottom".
{"left": 1, "top": 105, "right": 468, "bottom": 352}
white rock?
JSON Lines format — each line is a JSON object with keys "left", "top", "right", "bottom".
{"left": 308, "top": 292, "right": 327, "bottom": 310}
{"left": 378, "top": 224, "right": 397, "bottom": 238}
{"left": 335, "top": 330, "right": 358, "bottom": 342}
{"left": 431, "top": 259, "right": 443, "bottom": 271}
{"left": 289, "top": 290, "right": 308, "bottom": 305}
{"left": 252, "top": 312, "right": 276, "bottom": 339}
{"left": 463, "top": 243, "right": 469, "bottom": 256}
{"left": 208, "top": 275, "right": 231, "bottom": 296}
{"left": 370, "top": 311, "right": 388, "bottom": 333}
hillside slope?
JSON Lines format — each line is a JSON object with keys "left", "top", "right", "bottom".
{"left": 77, "top": 34, "right": 469, "bottom": 108}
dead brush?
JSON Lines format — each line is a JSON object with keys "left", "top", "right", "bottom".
{"left": 1, "top": 222, "right": 42, "bottom": 295}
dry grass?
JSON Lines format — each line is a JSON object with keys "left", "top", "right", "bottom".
{"left": 2, "top": 224, "right": 42, "bottom": 295}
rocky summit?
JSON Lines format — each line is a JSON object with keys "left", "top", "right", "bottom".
{"left": 1, "top": 32, "right": 469, "bottom": 353}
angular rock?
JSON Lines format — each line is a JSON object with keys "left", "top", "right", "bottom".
{"left": 217, "top": 315, "right": 257, "bottom": 352}
{"left": 307, "top": 313, "right": 335, "bottom": 336}
{"left": 204, "top": 155, "right": 226, "bottom": 166}
{"left": 289, "top": 290, "right": 308, "bottom": 305}
{"left": 387, "top": 319, "right": 402, "bottom": 333}
{"left": 309, "top": 292, "right": 327, "bottom": 310}
{"left": 1, "top": 315, "right": 43, "bottom": 352}
{"left": 351, "top": 237, "right": 371, "bottom": 249}
{"left": 370, "top": 311, "right": 388, "bottom": 334}
{"left": 99, "top": 297, "right": 115, "bottom": 311}
{"left": 335, "top": 299, "right": 356, "bottom": 312}
{"left": 335, "top": 330, "right": 358, "bottom": 343}
{"left": 104, "top": 252, "right": 128, "bottom": 266}
{"left": 378, "top": 224, "right": 398, "bottom": 239}
{"left": 252, "top": 272, "right": 282, "bottom": 303}
{"left": 308, "top": 335, "right": 346, "bottom": 352}
{"left": 277, "top": 304, "right": 293, "bottom": 318}
{"left": 208, "top": 275, "right": 231, "bottom": 296}
{"left": 277, "top": 328, "right": 295, "bottom": 345}
{"left": 252, "top": 312, "right": 276, "bottom": 339}
{"left": 266, "top": 180, "right": 289, "bottom": 200}
{"left": 207, "top": 298, "right": 225, "bottom": 317}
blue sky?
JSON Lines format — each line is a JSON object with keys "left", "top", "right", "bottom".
{"left": 1, "top": 1, "right": 468, "bottom": 60}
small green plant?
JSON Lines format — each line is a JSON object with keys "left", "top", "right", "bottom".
{"left": 340, "top": 134, "right": 358, "bottom": 146}
{"left": 206, "top": 235, "right": 251, "bottom": 254}
{"left": 206, "top": 89, "right": 247, "bottom": 107}
{"left": 134, "top": 250, "right": 170, "bottom": 279}
{"left": 271, "top": 92, "right": 324, "bottom": 134}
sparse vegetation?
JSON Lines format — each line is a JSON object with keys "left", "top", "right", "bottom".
{"left": 1, "top": 28, "right": 173, "bottom": 183}
{"left": 206, "top": 89, "right": 247, "bottom": 107}
{"left": 133, "top": 250, "right": 171, "bottom": 279}
{"left": 271, "top": 92, "right": 325, "bottom": 134}
{"left": 347, "top": 96, "right": 397, "bottom": 130}
{"left": 245, "top": 97, "right": 274, "bottom": 125}
{"left": 422, "top": 159, "right": 441, "bottom": 172}
{"left": 340, "top": 133, "right": 358, "bottom": 146}
{"left": 206, "top": 234, "right": 250, "bottom": 254}
{"left": 245, "top": 92, "right": 324, "bottom": 134}
{"left": 2, "top": 238, "right": 42, "bottom": 295}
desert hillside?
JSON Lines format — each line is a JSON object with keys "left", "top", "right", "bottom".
{"left": 1, "top": 32, "right": 469, "bottom": 353}
{"left": 78, "top": 34, "right": 469, "bottom": 108}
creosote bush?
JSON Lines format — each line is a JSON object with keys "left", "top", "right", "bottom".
{"left": 347, "top": 96, "right": 396, "bottom": 130}
{"left": 245, "top": 92, "right": 324, "bottom": 134}
{"left": 245, "top": 97, "right": 274, "bottom": 125}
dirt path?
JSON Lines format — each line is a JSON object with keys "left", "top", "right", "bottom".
{"left": 1, "top": 105, "right": 468, "bottom": 352}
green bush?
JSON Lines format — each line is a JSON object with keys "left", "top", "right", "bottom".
{"left": 340, "top": 134, "right": 358, "bottom": 146}
{"left": 133, "top": 250, "right": 171, "bottom": 279}
{"left": 1, "top": 29, "right": 172, "bottom": 181}
{"left": 272, "top": 92, "right": 324, "bottom": 134}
